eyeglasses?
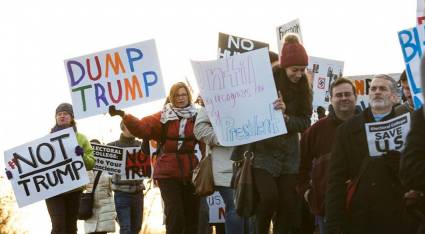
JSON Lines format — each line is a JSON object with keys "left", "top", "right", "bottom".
{"left": 333, "top": 92, "right": 353, "bottom": 98}
{"left": 174, "top": 93, "right": 188, "bottom": 98}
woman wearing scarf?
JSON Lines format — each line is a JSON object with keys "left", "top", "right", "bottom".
{"left": 110, "top": 82, "right": 200, "bottom": 234}
{"left": 46, "top": 103, "right": 95, "bottom": 234}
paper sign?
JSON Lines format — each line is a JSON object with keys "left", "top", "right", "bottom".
{"left": 217, "top": 32, "right": 269, "bottom": 59}
{"left": 64, "top": 39, "right": 166, "bottom": 119}
{"left": 308, "top": 56, "right": 344, "bottom": 108}
{"left": 92, "top": 143, "right": 125, "bottom": 175}
{"left": 365, "top": 113, "right": 411, "bottom": 157}
{"left": 398, "top": 26, "right": 425, "bottom": 109}
{"left": 122, "top": 147, "right": 152, "bottom": 180}
{"left": 192, "top": 48, "right": 287, "bottom": 146}
{"left": 4, "top": 128, "right": 89, "bottom": 207}
{"left": 276, "top": 19, "right": 303, "bottom": 57}
{"left": 207, "top": 191, "right": 225, "bottom": 223}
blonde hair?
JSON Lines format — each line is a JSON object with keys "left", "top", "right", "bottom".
{"left": 168, "top": 82, "right": 192, "bottom": 107}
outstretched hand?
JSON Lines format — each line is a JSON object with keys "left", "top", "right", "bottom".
{"left": 109, "top": 105, "right": 125, "bottom": 117}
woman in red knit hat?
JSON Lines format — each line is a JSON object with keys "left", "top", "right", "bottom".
{"left": 251, "top": 33, "right": 313, "bottom": 234}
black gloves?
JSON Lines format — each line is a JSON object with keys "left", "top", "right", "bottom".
{"left": 109, "top": 105, "right": 125, "bottom": 117}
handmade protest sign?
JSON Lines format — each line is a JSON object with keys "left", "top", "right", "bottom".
{"left": 64, "top": 39, "right": 166, "bottom": 119}
{"left": 192, "top": 47, "right": 287, "bottom": 146}
{"left": 365, "top": 113, "right": 411, "bottom": 157}
{"left": 347, "top": 73, "right": 401, "bottom": 110}
{"left": 308, "top": 56, "right": 344, "bottom": 108}
{"left": 398, "top": 26, "right": 424, "bottom": 109}
{"left": 122, "top": 147, "right": 151, "bottom": 180}
{"left": 276, "top": 19, "right": 303, "bottom": 57}
{"left": 217, "top": 32, "right": 269, "bottom": 59}
{"left": 91, "top": 143, "right": 124, "bottom": 175}
{"left": 207, "top": 191, "right": 225, "bottom": 223}
{"left": 4, "top": 128, "right": 89, "bottom": 207}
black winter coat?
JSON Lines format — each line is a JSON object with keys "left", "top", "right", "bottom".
{"left": 325, "top": 107, "right": 408, "bottom": 234}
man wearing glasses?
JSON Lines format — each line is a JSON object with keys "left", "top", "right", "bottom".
{"left": 325, "top": 75, "right": 408, "bottom": 234}
{"left": 297, "top": 77, "right": 358, "bottom": 234}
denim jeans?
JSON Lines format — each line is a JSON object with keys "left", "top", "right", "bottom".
{"left": 114, "top": 191, "right": 143, "bottom": 234}
{"left": 216, "top": 186, "right": 245, "bottom": 234}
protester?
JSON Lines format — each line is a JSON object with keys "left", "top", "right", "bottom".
{"left": 396, "top": 70, "right": 414, "bottom": 114}
{"left": 325, "top": 75, "right": 409, "bottom": 234}
{"left": 45, "top": 103, "right": 95, "bottom": 234}
{"left": 297, "top": 78, "right": 358, "bottom": 234}
{"left": 83, "top": 139, "right": 116, "bottom": 234}
{"left": 316, "top": 106, "right": 327, "bottom": 119}
{"left": 250, "top": 33, "right": 312, "bottom": 234}
{"left": 399, "top": 57, "right": 425, "bottom": 234}
{"left": 107, "top": 122, "right": 144, "bottom": 234}
{"left": 194, "top": 106, "right": 246, "bottom": 233}
{"left": 109, "top": 82, "right": 200, "bottom": 234}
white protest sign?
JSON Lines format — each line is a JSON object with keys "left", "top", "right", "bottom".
{"left": 308, "top": 56, "right": 344, "bottom": 108}
{"left": 217, "top": 32, "right": 269, "bottom": 59}
{"left": 4, "top": 128, "right": 89, "bottom": 207}
{"left": 122, "top": 147, "right": 151, "bottom": 180}
{"left": 398, "top": 26, "right": 424, "bottom": 109}
{"left": 347, "top": 73, "right": 401, "bottom": 110}
{"left": 191, "top": 48, "right": 287, "bottom": 146}
{"left": 365, "top": 113, "right": 411, "bottom": 157}
{"left": 276, "top": 19, "right": 303, "bottom": 57}
{"left": 418, "top": 0, "right": 425, "bottom": 24}
{"left": 64, "top": 39, "right": 166, "bottom": 119}
{"left": 207, "top": 191, "right": 225, "bottom": 223}
{"left": 92, "top": 144, "right": 125, "bottom": 175}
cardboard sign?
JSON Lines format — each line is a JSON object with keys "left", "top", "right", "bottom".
{"left": 217, "top": 32, "right": 269, "bottom": 59}
{"left": 398, "top": 26, "right": 424, "bottom": 109}
{"left": 276, "top": 18, "right": 303, "bottom": 57}
{"left": 192, "top": 48, "right": 287, "bottom": 146}
{"left": 207, "top": 191, "right": 225, "bottom": 223}
{"left": 347, "top": 73, "right": 401, "bottom": 110}
{"left": 365, "top": 113, "right": 411, "bottom": 157}
{"left": 64, "top": 39, "right": 166, "bottom": 119}
{"left": 122, "top": 147, "right": 151, "bottom": 180}
{"left": 4, "top": 128, "right": 89, "bottom": 207}
{"left": 91, "top": 143, "right": 125, "bottom": 175}
{"left": 308, "top": 56, "right": 344, "bottom": 108}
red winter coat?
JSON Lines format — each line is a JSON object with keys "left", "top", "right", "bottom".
{"left": 123, "top": 111, "right": 199, "bottom": 181}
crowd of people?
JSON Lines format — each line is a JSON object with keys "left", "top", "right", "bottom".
{"left": 42, "top": 33, "right": 425, "bottom": 234}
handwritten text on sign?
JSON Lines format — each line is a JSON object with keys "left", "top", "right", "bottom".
{"left": 64, "top": 39, "right": 166, "bottom": 119}
{"left": 122, "top": 147, "right": 152, "bottom": 180}
{"left": 4, "top": 128, "right": 89, "bottom": 207}
{"left": 365, "top": 113, "right": 411, "bottom": 157}
{"left": 192, "top": 48, "right": 287, "bottom": 146}
{"left": 92, "top": 144, "right": 124, "bottom": 175}
{"left": 398, "top": 26, "right": 424, "bottom": 109}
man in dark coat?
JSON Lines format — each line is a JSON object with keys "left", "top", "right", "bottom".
{"left": 297, "top": 77, "right": 358, "bottom": 234}
{"left": 325, "top": 74, "right": 409, "bottom": 234}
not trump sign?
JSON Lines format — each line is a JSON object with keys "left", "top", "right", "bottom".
{"left": 4, "top": 128, "right": 89, "bottom": 207}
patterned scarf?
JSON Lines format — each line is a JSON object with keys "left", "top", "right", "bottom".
{"left": 51, "top": 124, "right": 77, "bottom": 133}
{"left": 160, "top": 103, "right": 197, "bottom": 149}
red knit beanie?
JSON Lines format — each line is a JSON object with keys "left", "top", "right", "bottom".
{"left": 280, "top": 34, "right": 308, "bottom": 68}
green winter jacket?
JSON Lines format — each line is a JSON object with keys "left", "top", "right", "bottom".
{"left": 76, "top": 132, "right": 95, "bottom": 171}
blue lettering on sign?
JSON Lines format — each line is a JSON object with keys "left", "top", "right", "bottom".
{"left": 398, "top": 28, "right": 423, "bottom": 63}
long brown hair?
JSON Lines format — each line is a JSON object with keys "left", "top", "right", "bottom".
{"left": 273, "top": 64, "right": 313, "bottom": 116}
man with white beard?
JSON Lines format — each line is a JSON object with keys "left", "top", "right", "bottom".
{"left": 325, "top": 75, "right": 409, "bottom": 234}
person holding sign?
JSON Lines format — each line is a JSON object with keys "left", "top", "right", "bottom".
{"left": 399, "top": 57, "right": 425, "bottom": 233}
{"left": 107, "top": 122, "right": 144, "bottom": 234}
{"left": 325, "top": 75, "right": 409, "bottom": 234}
{"left": 251, "top": 34, "right": 312, "bottom": 234}
{"left": 297, "top": 78, "right": 359, "bottom": 234}
{"left": 45, "top": 103, "right": 95, "bottom": 234}
{"left": 109, "top": 82, "right": 200, "bottom": 234}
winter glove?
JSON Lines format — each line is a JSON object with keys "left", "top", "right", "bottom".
{"left": 109, "top": 105, "right": 125, "bottom": 117}
{"left": 75, "top": 145, "right": 84, "bottom": 156}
